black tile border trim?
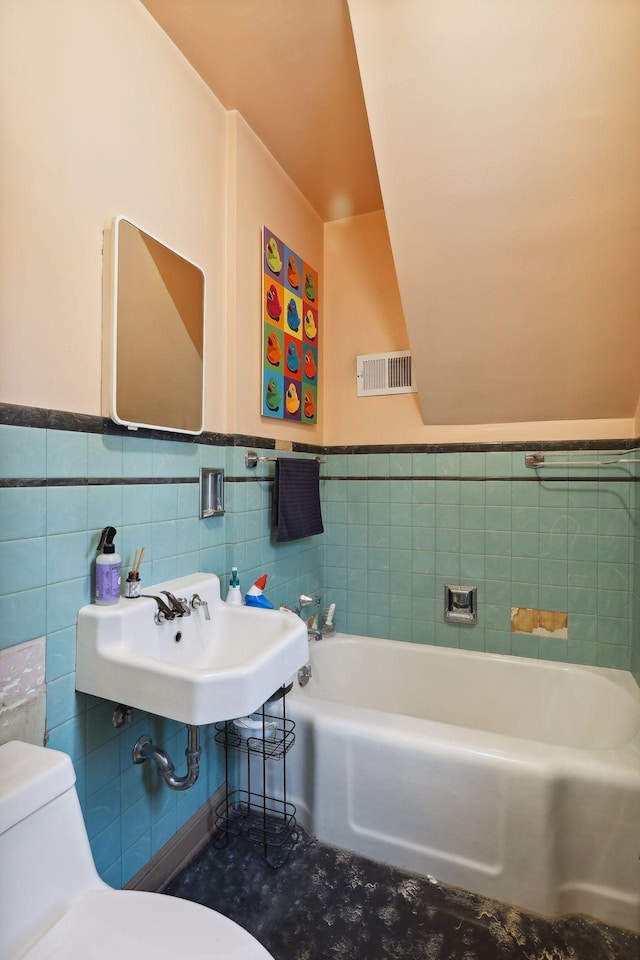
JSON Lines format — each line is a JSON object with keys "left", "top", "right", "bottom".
{"left": 1, "top": 402, "right": 638, "bottom": 455}
{"left": 0, "top": 476, "right": 269, "bottom": 487}
{"left": 0, "top": 402, "right": 232, "bottom": 445}
{"left": 0, "top": 403, "right": 295, "bottom": 451}
{"left": 1, "top": 473, "right": 635, "bottom": 489}
{"left": 322, "top": 438, "right": 640, "bottom": 454}
{"left": 323, "top": 475, "right": 635, "bottom": 483}
{"left": 0, "top": 477, "right": 199, "bottom": 488}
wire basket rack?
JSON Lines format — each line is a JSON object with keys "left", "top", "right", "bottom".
{"left": 214, "top": 713, "right": 295, "bottom": 760}
{"left": 213, "top": 693, "right": 298, "bottom": 868}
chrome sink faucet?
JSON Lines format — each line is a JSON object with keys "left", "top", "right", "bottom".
{"left": 160, "top": 591, "right": 191, "bottom": 617}
{"left": 141, "top": 594, "right": 176, "bottom": 624}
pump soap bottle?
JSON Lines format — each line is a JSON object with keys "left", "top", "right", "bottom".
{"left": 226, "top": 567, "right": 242, "bottom": 605}
{"left": 95, "top": 526, "right": 121, "bottom": 605}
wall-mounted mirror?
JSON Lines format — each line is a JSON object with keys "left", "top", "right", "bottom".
{"left": 103, "top": 215, "right": 205, "bottom": 434}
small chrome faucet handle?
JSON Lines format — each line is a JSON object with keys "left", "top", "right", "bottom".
{"left": 140, "top": 594, "right": 176, "bottom": 624}
{"left": 160, "top": 590, "right": 191, "bottom": 616}
{"left": 190, "top": 593, "right": 210, "bottom": 620}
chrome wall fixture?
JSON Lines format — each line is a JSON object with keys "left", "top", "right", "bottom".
{"left": 444, "top": 585, "right": 477, "bottom": 625}
{"left": 245, "top": 449, "right": 325, "bottom": 468}
{"left": 525, "top": 449, "right": 640, "bottom": 469}
{"left": 200, "top": 467, "right": 224, "bottom": 518}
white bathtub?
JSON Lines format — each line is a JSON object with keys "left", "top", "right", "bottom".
{"left": 277, "top": 635, "right": 640, "bottom": 931}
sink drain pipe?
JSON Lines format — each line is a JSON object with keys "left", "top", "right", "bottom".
{"left": 132, "top": 724, "right": 201, "bottom": 791}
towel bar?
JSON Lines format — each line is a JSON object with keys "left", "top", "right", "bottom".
{"left": 245, "top": 450, "right": 326, "bottom": 468}
{"left": 525, "top": 450, "right": 640, "bottom": 469}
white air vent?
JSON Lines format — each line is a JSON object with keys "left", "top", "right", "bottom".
{"left": 356, "top": 351, "right": 417, "bottom": 397}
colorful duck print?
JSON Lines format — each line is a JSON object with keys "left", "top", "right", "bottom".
{"left": 266, "top": 237, "right": 282, "bottom": 275}
{"left": 287, "top": 256, "right": 300, "bottom": 290}
{"left": 266, "top": 378, "right": 281, "bottom": 411}
{"left": 287, "top": 298, "right": 300, "bottom": 332}
{"left": 285, "top": 382, "right": 300, "bottom": 415}
{"left": 266, "top": 284, "right": 282, "bottom": 321}
{"left": 303, "top": 389, "right": 315, "bottom": 419}
{"left": 286, "top": 341, "right": 300, "bottom": 374}
{"left": 304, "top": 271, "right": 316, "bottom": 302}
{"left": 303, "top": 349, "right": 316, "bottom": 380}
{"left": 266, "top": 331, "right": 281, "bottom": 367}
{"left": 304, "top": 309, "right": 317, "bottom": 341}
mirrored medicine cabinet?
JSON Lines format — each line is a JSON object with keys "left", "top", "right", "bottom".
{"left": 102, "top": 215, "right": 206, "bottom": 434}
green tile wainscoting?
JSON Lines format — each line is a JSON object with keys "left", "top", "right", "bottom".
{"left": 0, "top": 421, "right": 323, "bottom": 888}
{"left": 323, "top": 450, "right": 638, "bottom": 679}
{"left": 0, "top": 412, "right": 638, "bottom": 888}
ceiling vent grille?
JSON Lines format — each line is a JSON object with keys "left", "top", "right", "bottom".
{"left": 356, "top": 351, "right": 417, "bottom": 397}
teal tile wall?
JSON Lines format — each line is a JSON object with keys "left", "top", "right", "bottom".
{"left": 1, "top": 418, "right": 638, "bottom": 890}
{"left": 324, "top": 450, "right": 637, "bottom": 673}
{"left": 224, "top": 447, "right": 324, "bottom": 609}
{"left": 0, "top": 424, "right": 325, "bottom": 888}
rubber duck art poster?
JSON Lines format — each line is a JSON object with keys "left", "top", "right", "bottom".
{"left": 262, "top": 226, "right": 318, "bottom": 424}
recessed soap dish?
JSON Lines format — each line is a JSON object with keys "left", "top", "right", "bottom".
{"left": 444, "top": 585, "right": 477, "bottom": 624}
{"left": 200, "top": 467, "right": 224, "bottom": 518}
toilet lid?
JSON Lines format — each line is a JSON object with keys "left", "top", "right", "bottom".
{"left": 22, "top": 889, "right": 274, "bottom": 959}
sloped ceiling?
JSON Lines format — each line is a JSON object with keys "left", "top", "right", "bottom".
{"left": 140, "top": 0, "right": 382, "bottom": 221}
{"left": 347, "top": 0, "right": 640, "bottom": 426}
{"left": 142, "top": 0, "right": 640, "bottom": 431}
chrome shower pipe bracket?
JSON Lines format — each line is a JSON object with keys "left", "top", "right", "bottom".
{"left": 132, "top": 724, "right": 201, "bottom": 791}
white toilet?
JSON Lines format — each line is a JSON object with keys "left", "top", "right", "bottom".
{"left": 0, "top": 740, "right": 274, "bottom": 960}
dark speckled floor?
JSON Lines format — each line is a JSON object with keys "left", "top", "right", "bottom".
{"left": 165, "top": 824, "right": 639, "bottom": 960}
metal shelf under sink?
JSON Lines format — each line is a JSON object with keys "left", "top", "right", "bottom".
{"left": 213, "top": 689, "right": 298, "bottom": 868}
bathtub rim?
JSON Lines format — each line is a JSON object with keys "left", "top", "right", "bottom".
{"left": 292, "top": 633, "right": 640, "bottom": 771}
{"left": 303, "top": 632, "right": 640, "bottom": 698}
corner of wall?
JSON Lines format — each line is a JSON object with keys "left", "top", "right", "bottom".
{"left": 223, "top": 111, "right": 240, "bottom": 435}
{"left": 227, "top": 109, "right": 325, "bottom": 445}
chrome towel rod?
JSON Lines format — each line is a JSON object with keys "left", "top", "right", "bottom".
{"left": 245, "top": 449, "right": 326, "bottom": 469}
{"left": 525, "top": 449, "right": 640, "bottom": 469}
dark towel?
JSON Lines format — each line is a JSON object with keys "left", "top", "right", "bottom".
{"left": 273, "top": 458, "right": 324, "bottom": 543}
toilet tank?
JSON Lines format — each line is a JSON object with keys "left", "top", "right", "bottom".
{"left": 0, "top": 741, "right": 106, "bottom": 959}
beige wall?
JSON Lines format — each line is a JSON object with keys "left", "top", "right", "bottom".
{"left": 0, "top": 0, "right": 324, "bottom": 442}
{"left": 324, "top": 212, "right": 638, "bottom": 445}
{"left": 0, "top": 0, "right": 228, "bottom": 431}
{"left": 348, "top": 0, "right": 640, "bottom": 437}
{"left": 2, "top": 0, "right": 637, "bottom": 446}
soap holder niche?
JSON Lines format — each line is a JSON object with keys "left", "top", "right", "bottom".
{"left": 444, "top": 584, "right": 477, "bottom": 624}
{"left": 200, "top": 467, "right": 224, "bottom": 518}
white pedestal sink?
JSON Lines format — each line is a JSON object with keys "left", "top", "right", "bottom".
{"left": 75, "top": 573, "right": 309, "bottom": 724}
